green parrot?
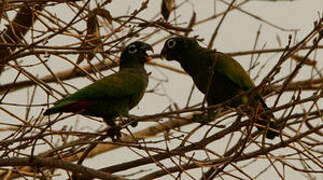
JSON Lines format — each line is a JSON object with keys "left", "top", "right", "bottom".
{"left": 160, "top": 37, "right": 278, "bottom": 139}
{"left": 44, "top": 41, "right": 153, "bottom": 139}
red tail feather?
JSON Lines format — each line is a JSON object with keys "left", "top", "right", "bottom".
{"left": 65, "top": 101, "right": 91, "bottom": 113}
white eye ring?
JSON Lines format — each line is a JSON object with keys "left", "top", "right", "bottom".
{"left": 167, "top": 39, "right": 176, "bottom": 48}
{"left": 128, "top": 45, "right": 138, "bottom": 54}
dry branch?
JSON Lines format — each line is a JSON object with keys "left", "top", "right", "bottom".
{"left": 0, "top": 0, "right": 322, "bottom": 179}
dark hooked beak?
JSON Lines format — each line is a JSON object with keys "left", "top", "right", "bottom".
{"left": 141, "top": 43, "right": 154, "bottom": 62}
{"left": 141, "top": 43, "right": 154, "bottom": 54}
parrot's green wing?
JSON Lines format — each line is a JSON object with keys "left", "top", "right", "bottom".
{"left": 65, "top": 68, "right": 147, "bottom": 101}
{"left": 44, "top": 68, "right": 147, "bottom": 115}
{"left": 214, "top": 52, "right": 256, "bottom": 90}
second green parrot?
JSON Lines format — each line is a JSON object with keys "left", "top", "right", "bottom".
{"left": 161, "top": 37, "right": 278, "bottom": 139}
{"left": 44, "top": 41, "right": 153, "bottom": 139}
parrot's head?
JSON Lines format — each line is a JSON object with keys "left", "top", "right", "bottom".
{"left": 160, "top": 37, "right": 199, "bottom": 62}
{"left": 120, "top": 41, "right": 154, "bottom": 68}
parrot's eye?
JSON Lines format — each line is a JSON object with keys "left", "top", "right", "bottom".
{"left": 128, "top": 45, "right": 138, "bottom": 54}
{"left": 167, "top": 39, "right": 176, "bottom": 49}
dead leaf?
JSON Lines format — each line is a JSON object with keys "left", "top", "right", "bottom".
{"left": 161, "top": 0, "right": 174, "bottom": 21}
{"left": 291, "top": 55, "right": 317, "bottom": 66}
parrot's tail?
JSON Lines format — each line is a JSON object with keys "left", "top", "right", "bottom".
{"left": 257, "top": 96, "right": 279, "bottom": 139}
{"left": 258, "top": 96, "right": 269, "bottom": 110}
{"left": 43, "top": 107, "right": 59, "bottom": 115}
{"left": 43, "top": 100, "right": 89, "bottom": 116}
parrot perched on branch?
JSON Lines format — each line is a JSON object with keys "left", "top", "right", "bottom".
{"left": 160, "top": 37, "right": 278, "bottom": 139}
{"left": 44, "top": 41, "right": 153, "bottom": 139}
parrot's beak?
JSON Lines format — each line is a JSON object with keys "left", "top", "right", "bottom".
{"left": 160, "top": 47, "right": 166, "bottom": 60}
{"left": 140, "top": 43, "right": 154, "bottom": 53}
{"left": 142, "top": 43, "right": 154, "bottom": 62}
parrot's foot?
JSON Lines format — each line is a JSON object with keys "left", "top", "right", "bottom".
{"left": 192, "top": 113, "right": 209, "bottom": 125}
{"left": 107, "top": 126, "right": 121, "bottom": 140}
{"left": 126, "top": 115, "right": 139, "bottom": 127}
{"left": 119, "top": 118, "right": 138, "bottom": 127}
{"left": 192, "top": 112, "right": 225, "bottom": 128}
{"left": 130, "top": 121, "right": 138, "bottom": 127}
